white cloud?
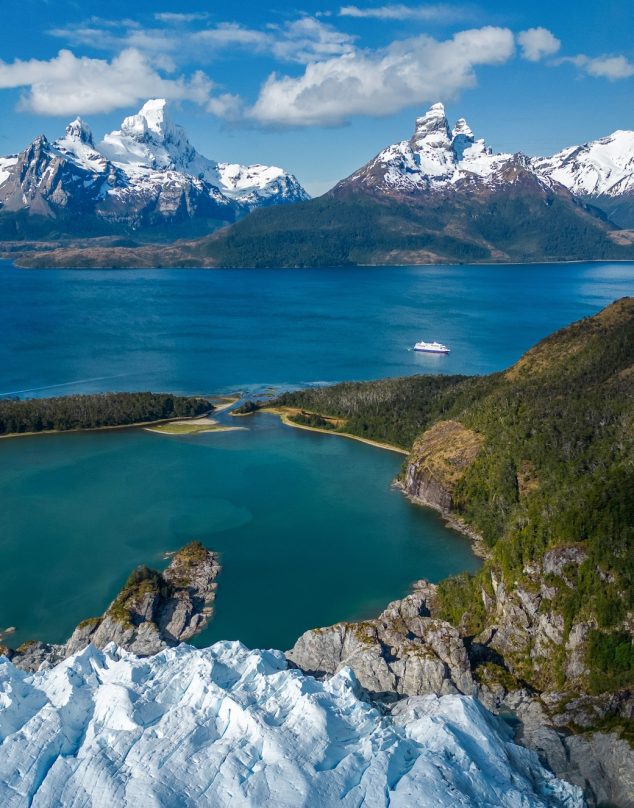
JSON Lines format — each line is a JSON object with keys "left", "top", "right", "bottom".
{"left": 563, "top": 53, "right": 634, "bottom": 80}
{"left": 193, "top": 18, "right": 356, "bottom": 64}
{"left": 269, "top": 18, "right": 357, "bottom": 62}
{"left": 49, "top": 25, "right": 180, "bottom": 54}
{"left": 249, "top": 26, "right": 515, "bottom": 127}
{"left": 338, "top": 4, "right": 475, "bottom": 22}
{"left": 51, "top": 16, "right": 355, "bottom": 67}
{"left": 0, "top": 49, "right": 214, "bottom": 115}
{"left": 154, "top": 12, "right": 210, "bottom": 24}
{"left": 517, "top": 27, "right": 560, "bottom": 61}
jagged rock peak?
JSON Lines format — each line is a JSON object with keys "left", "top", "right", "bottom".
{"left": 452, "top": 118, "right": 474, "bottom": 139}
{"left": 121, "top": 98, "right": 179, "bottom": 141}
{"left": 412, "top": 102, "right": 451, "bottom": 145}
{"left": 64, "top": 117, "right": 94, "bottom": 146}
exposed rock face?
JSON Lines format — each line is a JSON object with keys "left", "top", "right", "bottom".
{"left": 289, "top": 578, "right": 633, "bottom": 808}
{"left": 401, "top": 419, "right": 484, "bottom": 513}
{"left": 287, "top": 581, "right": 475, "bottom": 698}
{"left": 472, "top": 546, "right": 602, "bottom": 692}
{"left": 0, "top": 642, "right": 585, "bottom": 808}
{"left": 6, "top": 542, "right": 221, "bottom": 671}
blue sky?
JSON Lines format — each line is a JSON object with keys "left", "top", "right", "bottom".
{"left": 0, "top": 0, "right": 632, "bottom": 195}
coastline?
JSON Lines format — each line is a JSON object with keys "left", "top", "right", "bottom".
{"left": 257, "top": 406, "right": 408, "bottom": 456}
{"left": 393, "top": 479, "right": 490, "bottom": 559}
{"left": 0, "top": 396, "right": 241, "bottom": 441}
{"left": 247, "top": 407, "right": 487, "bottom": 557}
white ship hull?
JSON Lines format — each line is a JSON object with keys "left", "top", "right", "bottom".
{"left": 414, "top": 340, "right": 450, "bottom": 354}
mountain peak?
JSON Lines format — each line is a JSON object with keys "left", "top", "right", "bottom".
{"left": 452, "top": 118, "right": 473, "bottom": 139}
{"left": 451, "top": 118, "right": 477, "bottom": 160}
{"left": 64, "top": 117, "right": 94, "bottom": 147}
{"left": 120, "top": 98, "right": 174, "bottom": 141}
{"left": 412, "top": 103, "right": 451, "bottom": 147}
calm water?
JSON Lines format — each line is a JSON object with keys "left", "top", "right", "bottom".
{"left": 1, "top": 261, "right": 633, "bottom": 650}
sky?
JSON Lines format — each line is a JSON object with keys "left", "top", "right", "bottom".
{"left": 0, "top": 0, "right": 632, "bottom": 196}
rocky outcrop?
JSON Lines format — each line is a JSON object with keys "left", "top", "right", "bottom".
{"left": 5, "top": 542, "right": 220, "bottom": 671}
{"left": 401, "top": 420, "right": 484, "bottom": 512}
{"left": 287, "top": 581, "right": 475, "bottom": 698}
{"left": 288, "top": 573, "right": 633, "bottom": 807}
{"left": 472, "top": 545, "right": 610, "bottom": 692}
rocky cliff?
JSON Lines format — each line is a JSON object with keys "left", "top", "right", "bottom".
{"left": 2, "top": 542, "right": 220, "bottom": 671}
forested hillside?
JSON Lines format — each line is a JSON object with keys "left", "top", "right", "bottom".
{"left": 264, "top": 298, "right": 634, "bottom": 699}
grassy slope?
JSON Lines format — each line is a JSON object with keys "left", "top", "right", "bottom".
{"left": 270, "top": 298, "right": 634, "bottom": 695}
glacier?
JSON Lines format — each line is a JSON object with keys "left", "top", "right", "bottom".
{"left": 0, "top": 641, "right": 583, "bottom": 807}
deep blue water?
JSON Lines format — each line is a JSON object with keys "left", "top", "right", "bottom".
{"left": 2, "top": 262, "right": 633, "bottom": 398}
{"left": 0, "top": 261, "right": 633, "bottom": 650}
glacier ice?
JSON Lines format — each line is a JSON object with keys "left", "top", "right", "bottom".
{"left": 0, "top": 641, "right": 583, "bottom": 807}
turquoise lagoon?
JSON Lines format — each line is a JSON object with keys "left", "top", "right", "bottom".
{"left": 0, "top": 261, "right": 633, "bottom": 650}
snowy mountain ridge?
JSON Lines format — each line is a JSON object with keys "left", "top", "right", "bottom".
{"left": 341, "top": 102, "right": 551, "bottom": 195}
{"left": 0, "top": 641, "right": 583, "bottom": 807}
{"left": 0, "top": 99, "right": 308, "bottom": 236}
{"left": 338, "top": 102, "right": 634, "bottom": 227}
{"left": 532, "top": 128, "right": 634, "bottom": 227}
{"left": 533, "top": 129, "right": 634, "bottom": 199}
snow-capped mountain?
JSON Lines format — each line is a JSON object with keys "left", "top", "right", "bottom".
{"left": 99, "top": 99, "right": 308, "bottom": 209}
{"left": 336, "top": 102, "right": 555, "bottom": 197}
{"left": 0, "top": 100, "right": 308, "bottom": 238}
{"left": 533, "top": 130, "right": 634, "bottom": 227}
{"left": 193, "top": 103, "right": 629, "bottom": 268}
{"left": 0, "top": 641, "right": 582, "bottom": 807}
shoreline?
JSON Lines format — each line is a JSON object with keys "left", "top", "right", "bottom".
{"left": 392, "top": 480, "right": 490, "bottom": 559}
{"left": 0, "top": 395, "right": 241, "bottom": 441}
{"left": 258, "top": 407, "right": 408, "bottom": 456}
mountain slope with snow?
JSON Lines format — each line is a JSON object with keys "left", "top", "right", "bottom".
{"left": 337, "top": 102, "right": 553, "bottom": 197}
{"left": 533, "top": 129, "right": 634, "bottom": 227}
{"left": 0, "top": 641, "right": 582, "bottom": 808}
{"left": 178, "top": 103, "right": 630, "bottom": 269}
{"left": 0, "top": 100, "right": 308, "bottom": 239}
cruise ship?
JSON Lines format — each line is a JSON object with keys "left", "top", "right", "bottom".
{"left": 413, "top": 340, "right": 451, "bottom": 354}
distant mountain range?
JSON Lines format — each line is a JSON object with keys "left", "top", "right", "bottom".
{"left": 0, "top": 99, "right": 308, "bottom": 240}
{"left": 5, "top": 102, "right": 634, "bottom": 267}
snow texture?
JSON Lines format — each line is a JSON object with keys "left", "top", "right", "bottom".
{"left": 0, "top": 641, "right": 583, "bottom": 807}
{"left": 533, "top": 129, "right": 634, "bottom": 198}
{"left": 0, "top": 99, "right": 307, "bottom": 214}
{"left": 98, "top": 99, "right": 308, "bottom": 208}
{"left": 348, "top": 102, "right": 634, "bottom": 203}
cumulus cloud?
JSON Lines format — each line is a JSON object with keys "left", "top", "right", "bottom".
{"left": 0, "top": 49, "right": 214, "bottom": 115}
{"left": 517, "top": 27, "right": 560, "bottom": 61}
{"left": 563, "top": 53, "right": 634, "bottom": 80}
{"left": 249, "top": 26, "right": 515, "bottom": 127}
{"left": 338, "top": 4, "right": 475, "bottom": 22}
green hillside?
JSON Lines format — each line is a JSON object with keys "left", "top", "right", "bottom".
{"left": 266, "top": 298, "right": 634, "bottom": 698}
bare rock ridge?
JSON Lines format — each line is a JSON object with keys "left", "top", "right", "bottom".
{"left": 287, "top": 578, "right": 634, "bottom": 808}
{"left": 287, "top": 581, "right": 475, "bottom": 698}
{"left": 2, "top": 542, "right": 221, "bottom": 671}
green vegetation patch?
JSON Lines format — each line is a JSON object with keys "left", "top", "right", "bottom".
{"left": 0, "top": 392, "right": 212, "bottom": 435}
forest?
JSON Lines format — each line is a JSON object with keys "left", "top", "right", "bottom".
{"left": 0, "top": 393, "right": 211, "bottom": 435}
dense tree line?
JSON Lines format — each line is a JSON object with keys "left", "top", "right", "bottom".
{"left": 0, "top": 393, "right": 211, "bottom": 435}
